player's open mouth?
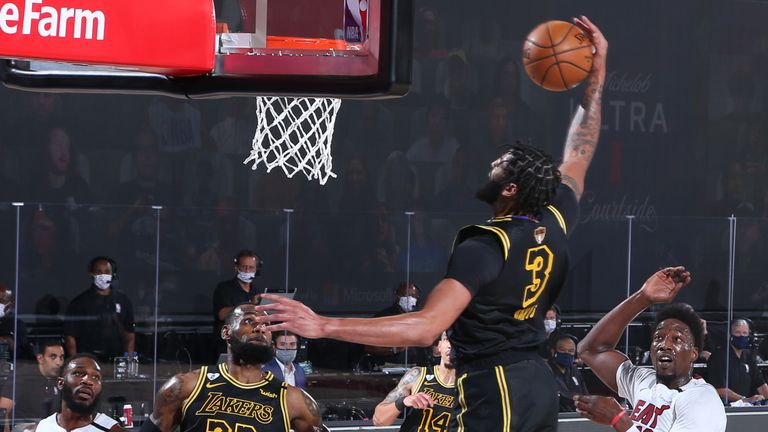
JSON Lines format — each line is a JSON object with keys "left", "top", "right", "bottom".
{"left": 75, "top": 387, "right": 94, "bottom": 401}
{"left": 657, "top": 353, "right": 673, "bottom": 365}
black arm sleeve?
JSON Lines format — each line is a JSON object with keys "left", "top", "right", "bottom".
{"left": 445, "top": 234, "right": 504, "bottom": 296}
{"left": 553, "top": 183, "right": 579, "bottom": 235}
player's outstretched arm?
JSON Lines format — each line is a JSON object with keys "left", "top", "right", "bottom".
{"left": 578, "top": 267, "right": 691, "bottom": 391}
{"left": 256, "top": 278, "right": 472, "bottom": 347}
{"left": 373, "top": 367, "right": 433, "bottom": 426}
{"left": 140, "top": 371, "right": 200, "bottom": 432}
{"left": 559, "top": 15, "right": 607, "bottom": 202}
{"left": 286, "top": 387, "right": 323, "bottom": 432}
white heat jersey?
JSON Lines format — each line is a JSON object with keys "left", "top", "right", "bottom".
{"left": 36, "top": 413, "right": 118, "bottom": 432}
{"left": 616, "top": 361, "right": 726, "bottom": 432}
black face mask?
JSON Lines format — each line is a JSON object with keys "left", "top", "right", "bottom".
{"left": 475, "top": 179, "right": 505, "bottom": 205}
{"left": 229, "top": 335, "right": 275, "bottom": 365}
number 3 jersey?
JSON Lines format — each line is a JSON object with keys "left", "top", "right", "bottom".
{"left": 399, "top": 366, "right": 457, "bottom": 432}
{"left": 447, "top": 184, "right": 578, "bottom": 366}
{"left": 180, "top": 363, "right": 290, "bottom": 432}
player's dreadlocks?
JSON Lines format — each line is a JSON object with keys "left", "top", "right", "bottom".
{"left": 493, "top": 144, "right": 561, "bottom": 215}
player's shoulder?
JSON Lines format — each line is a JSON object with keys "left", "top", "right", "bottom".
{"left": 285, "top": 386, "right": 322, "bottom": 423}
{"left": 679, "top": 378, "right": 722, "bottom": 401}
{"left": 674, "top": 380, "right": 726, "bottom": 421}
{"left": 399, "top": 367, "right": 426, "bottom": 386}
{"left": 618, "top": 361, "right": 655, "bottom": 386}
{"left": 160, "top": 367, "right": 208, "bottom": 400}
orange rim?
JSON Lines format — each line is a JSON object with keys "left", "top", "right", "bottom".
{"left": 266, "top": 35, "right": 351, "bottom": 51}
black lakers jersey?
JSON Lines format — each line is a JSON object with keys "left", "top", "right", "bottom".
{"left": 449, "top": 185, "right": 578, "bottom": 364}
{"left": 399, "top": 366, "right": 457, "bottom": 432}
{"left": 180, "top": 363, "right": 290, "bottom": 432}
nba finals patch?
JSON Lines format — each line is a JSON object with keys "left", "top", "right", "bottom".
{"left": 426, "top": 374, "right": 434, "bottom": 380}
{"left": 534, "top": 227, "right": 547, "bottom": 244}
{"left": 207, "top": 372, "right": 220, "bottom": 381}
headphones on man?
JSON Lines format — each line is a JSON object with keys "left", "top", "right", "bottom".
{"left": 233, "top": 249, "right": 263, "bottom": 276}
{"left": 88, "top": 256, "right": 119, "bottom": 280}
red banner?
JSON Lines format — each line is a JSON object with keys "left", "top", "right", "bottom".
{"left": 0, "top": 0, "right": 215, "bottom": 76}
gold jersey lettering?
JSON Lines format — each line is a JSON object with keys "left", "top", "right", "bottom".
{"left": 522, "top": 245, "right": 553, "bottom": 308}
{"left": 196, "top": 393, "right": 274, "bottom": 424}
{"left": 513, "top": 304, "right": 537, "bottom": 321}
{"left": 422, "top": 387, "right": 455, "bottom": 408}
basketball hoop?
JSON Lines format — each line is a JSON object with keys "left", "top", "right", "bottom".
{"left": 244, "top": 96, "right": 342, "bottom": 185}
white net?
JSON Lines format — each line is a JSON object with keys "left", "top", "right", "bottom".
{"left": 244, "top": 96, "right": 342, "bottom": 185}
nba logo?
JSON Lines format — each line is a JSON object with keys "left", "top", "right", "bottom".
{"left": 343, "top": 0, "right": 368, "bottom": 43}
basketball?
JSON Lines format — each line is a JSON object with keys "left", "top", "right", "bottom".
{"left": 522, "top": 20, "right": 594, "bottom": 92}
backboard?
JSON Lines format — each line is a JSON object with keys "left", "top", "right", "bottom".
{"left": 0, "top": 0, "right": 413, "bottom": 99}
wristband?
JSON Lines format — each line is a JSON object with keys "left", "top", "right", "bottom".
{"left": 394, "top": 396, "right": 406, "bottom": 411}
{"left": 610, "top": 410, "right": 627, "bottom": 427}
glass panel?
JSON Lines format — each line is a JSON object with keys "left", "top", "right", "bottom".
{"left": 560, "top": 218, "right": 632, "bottom": 399}
{"left": 0, "top": 203, "right": 19, "bottom": 424}
{"left": 632, "top": 216, "right": 731, "bottom": 404}
{"left": 286, "top": 205, "right": 410, "bottom": 421}
{"left": 153, "top": 204, "right": 285, "bottom": 384}
{"left": 15, "top": 202, "right": 158, "bottom": 425}
{"left": 730, "top": 216, "right": 768, "bottom": 406}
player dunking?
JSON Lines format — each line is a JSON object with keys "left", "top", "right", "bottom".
{"left": 140, "top": 303, "right": 323, "bottom": 432}
{"left": 256, "top": 16, "right": 607, "bottom": 432}
{"left": 373, "top": 331, "right": 456, "bottom": 431}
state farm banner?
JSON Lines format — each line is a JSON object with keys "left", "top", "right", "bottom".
{"left": 0, "top": 0, "right": 215, "bottom": 75}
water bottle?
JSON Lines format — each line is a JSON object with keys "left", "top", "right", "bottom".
{"left": 114, "top": 353, "right": 129, "bottom": 379}
{"left": 130, "top": 352, "right": 139, "bottom": 378}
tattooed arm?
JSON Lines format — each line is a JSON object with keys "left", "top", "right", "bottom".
{"left": 287, "top": 387, "right": 323, "bottom": 432}
{"left": 143, "top": 371, "right": 200, "bottom": 432}
{"left": 373, "top": 367, "right": 433, "bottom": 426}
{"left": 559, "top": 15, "right": 607, "bottom": 202}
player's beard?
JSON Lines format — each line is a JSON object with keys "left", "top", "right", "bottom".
{"left": 444, "top": 347, "right": 457, "bottom": 370}
{"left": 61, "top": 382, "right": 100, "bottom": 416}
{"left": 475, "top": 179, "right": 504, "bottom": 205}
{"left": 229, "top": 336, "right": 275, "bottom": 366}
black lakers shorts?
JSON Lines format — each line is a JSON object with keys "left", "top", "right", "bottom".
{"left": 451, "top": 357, "right": 558, "bottom": 432}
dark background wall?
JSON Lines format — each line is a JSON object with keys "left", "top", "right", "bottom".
{"left": 0, "top": 0, "right": 766, "bottom": 324}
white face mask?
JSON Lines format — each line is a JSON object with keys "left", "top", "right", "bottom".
{"left": 237, "top": 272, "right": 256, "bottom": 283}
{"left": 93, "top": 274, "right": 112, "bottom": 290}
{"left": 398, "top": 296, "right": 418, "bottom": 312}
{"left": 544, "top": 319, "right": 557, "bottom": 334}
{"left": 0, "top": 303, "right": 6, "bottom": 319}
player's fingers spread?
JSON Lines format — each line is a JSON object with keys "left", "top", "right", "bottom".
{"left": 264, "top": 323, "right": 286, "bottom": 332}
{"left": 262, "top": 313, "right": 289, "bottom": 324}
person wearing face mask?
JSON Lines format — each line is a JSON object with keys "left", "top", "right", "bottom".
{"left": 547, "top": 333, "right": 587, "bottom": 412}
{"left": 538, "top": 304, "right": 562, "bottom": 359}
{"left": 364, "top": 283, "right": 426, "bottom": 366}
{"left": 64, "top": 256, "right": 135, "bottom": 360}
{"left": 262, "top": 331, "right": 307, "bottom": 389}
{"left": 706, "top": 318, "right": 768, "bottom": 404}
{"left": 213, "top": 249, "right": 263, "bottom": 353}
{"left": 0, "top": 286, "right": 31, "bottom": 357}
